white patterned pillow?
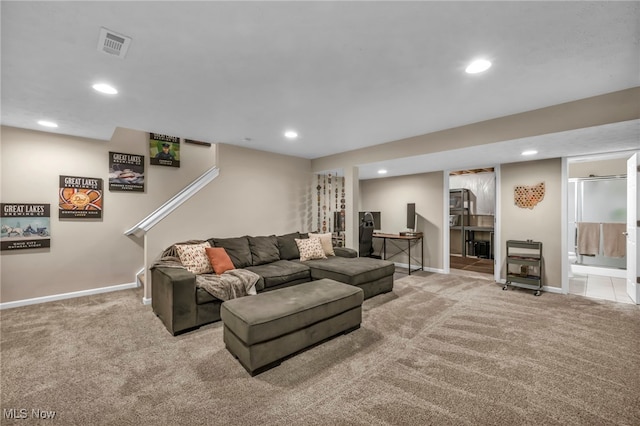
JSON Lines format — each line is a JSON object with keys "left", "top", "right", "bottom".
{"left": 308, "top": 232, "right": 335, "bottom": 256}
{"left": 175, "top": 242, "right": 213, "bottom": 274}
{"left": 295, "top": 238, "right": 327, "bottom": 261}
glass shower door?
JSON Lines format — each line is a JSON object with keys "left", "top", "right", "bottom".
{"left": 576, "top": 178, "right": 626, "bottom": 269}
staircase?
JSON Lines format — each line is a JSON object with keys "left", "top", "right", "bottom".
{"left": 125, "top": 166, "right": 219, "bottom": 237}
{"left": 125, "top": 166, "right": 220, "bottom": 304}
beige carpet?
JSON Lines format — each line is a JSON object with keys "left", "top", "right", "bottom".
{"left": 2, "top": 273, "right": 639, "bottom": 425}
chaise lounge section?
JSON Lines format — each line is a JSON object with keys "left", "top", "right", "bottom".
{"left": 151, "top": 232, "right": 394, "bottom": 335}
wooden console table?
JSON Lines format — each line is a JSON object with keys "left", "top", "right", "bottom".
{"left": 372, "top": 232, "right": 424, "bottom": 275}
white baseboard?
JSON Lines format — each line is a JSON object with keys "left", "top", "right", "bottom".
{"left": 393, "top": 262, "right": 444, "bottom": 274}
{"left": 0, "top": 282, "right": 138, "bottom": 310}
{"left": 142, "top": 297, "right": 151, "bottom": 305}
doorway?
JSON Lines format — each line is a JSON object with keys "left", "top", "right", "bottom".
{"left": 566, "top": 153, "right": 631, "bottom": 303}
{"left": 448, "top": 168, "right": 496, "bottom": 276}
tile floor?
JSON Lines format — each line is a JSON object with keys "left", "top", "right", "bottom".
{"left": 397, "top": 266, "right": 635, "bottom": 305}
{"left": 569, "top": 273, "right": 634, "bottom": 304}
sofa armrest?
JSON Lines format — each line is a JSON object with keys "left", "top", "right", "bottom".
{"left": 151, "top": 267, "right": 197, "bottom": 335}
{"left": 334, "top": 247, "right": 358, "bottom": 258}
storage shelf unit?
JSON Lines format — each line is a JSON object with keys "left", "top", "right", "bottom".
{"left": 504, "top": 240, "right": 543, "bottom": 296}
{"left": 450, "top": 188, "right": 494, "bottom": 258}
{"left": 449, "top": 188, "right": 470, "bottom": 256}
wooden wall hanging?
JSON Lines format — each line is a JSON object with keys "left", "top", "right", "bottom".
{"left": 316, "top": 173, "right": 345, "bottom": 233}
{"left": 514, "top": 182, "right": 545, "bottom": 209}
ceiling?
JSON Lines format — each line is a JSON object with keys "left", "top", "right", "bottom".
{"left": 2, "top": 1, "right": 639, "bottom": 176}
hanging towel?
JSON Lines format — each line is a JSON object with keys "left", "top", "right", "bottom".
{"left": 602, "top": 223, "right": 626, "bottom": 258}
{"left": 577, "top": 222, "right": 600, "bottom": 256}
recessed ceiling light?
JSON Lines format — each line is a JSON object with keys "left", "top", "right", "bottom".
{"left": 465, "top": 59, "right": 492, "bottom": 74}
{"left": 284, "top": 130, "right": 298, "bottom": 139}
{"left": 378, "top": 169, "right": 388, "bottom": 174}
{"left": 37, "top": 120, "right": 58, "bottom": 128}
{"left": 522, "top": 150, "right": 538, "bottom": 156}
{"left": 92, "top": 83, "right": 118, "bottom": 95}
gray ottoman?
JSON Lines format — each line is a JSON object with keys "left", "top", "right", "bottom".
{"left": 221, "top": 278, "right": 364, "bottom": 376}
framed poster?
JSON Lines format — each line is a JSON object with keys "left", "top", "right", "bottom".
{"left": 1, "top": 203, "right": 51, "bottom": 250}
{"left": 149, "top": 133, "right": 180, "bottom": 167}
{"left": 59, "top": 175, "right": 103, "bottom": 219}
{"left": 109, "top": 151, "right": 145, "bottom": 192}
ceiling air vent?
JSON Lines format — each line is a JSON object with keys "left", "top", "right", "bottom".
{"left": 97, "top": 27, "right": 131, "bottom": 58}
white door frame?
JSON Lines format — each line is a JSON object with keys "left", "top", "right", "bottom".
{"left": 626, "top": 152, "right": 639, "bottom": 303}
{"left": 494, "top": 166, "right": 502, "bottom": 283}
{"left": 443, "top": 166, "right": 501, "bottom": 283}
{"left": 564, "top": 150, "right": 638, "bottom": 301}
{"left": 561, "top": 157, "right": 569, "bottom": 294}
{"left": 443, "top": 171, "right": 450, "bottom": 274}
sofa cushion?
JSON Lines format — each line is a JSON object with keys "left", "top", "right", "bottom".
{"left": 333, "top": 247, "right": 358, "bottom": 258}
{"left": 209, "top": 236, "right": 252, "bottom": 268}
{"left": 174, "top": 242, "right": 213, "bottom": 274}
{"left": 205, "top": 247, "right": 235, "bottom": 275}
{"left": 295, "top": 237, "right": 327, "bottom": 261}
{"left": 308, "top": 232, "right": 335, "bottom": 256}
{"left": 245, "top": 260, "right": 311, "bottom": 289}
{"left": 303, "top": 256, "right": 395, "bottom": 286}
{"left": 277, "top": 232, "right": 306, "bottom": 260}
{"left": 196, "top": 287, "right": 218, "bottom": 304}
{"left": 248, "top": 235, "right": 280, "bottom": 266}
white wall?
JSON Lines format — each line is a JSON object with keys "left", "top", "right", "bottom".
{"left": 144, "top": 143, "right": 313, "bottom": 300}
{"left": 1, "top": 126, "right": 312, "bottom": 304}
{"left": 360, "top": 172, "right": 444, "bottom": 270}
{"left": 500, "top": 158, "right": 562, "bottom": 288}
{"left": 311, "top": 89, "right": 639, "bottom": 174}
{"left": 569, "top": 157, "right": 628, "bottom": 178}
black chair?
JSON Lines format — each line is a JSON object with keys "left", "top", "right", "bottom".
{"left": 359, "top": 212, "right": 375, "bottom": 257}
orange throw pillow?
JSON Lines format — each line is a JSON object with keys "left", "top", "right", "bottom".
{"left": 205, "top": 247, "right": 235, "bottom": 275}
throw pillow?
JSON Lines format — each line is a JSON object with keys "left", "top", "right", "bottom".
{"left": 295, "top": 238, "right": 327, "bottom": 261}
{"left": 208, "top": 236, "right": 253, "bottom": 268}
{"left": 248, "top": 235, "right": 280, "bottom": 265}
{"left": 277, "top": 232, "right": 306, "bottom": 260}
{"left": 175, "top": 242, "right": 213, "bottom": 274}
{"left": 205, "top": 247, "right": 235, "bottom": 275}
{"left": 308, "top": 232, "right": 335, "bottom": 256}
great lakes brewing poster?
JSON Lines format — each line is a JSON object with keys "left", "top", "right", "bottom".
{"left": 1, "top": 203, "right": 51, "bottom": 250}
{"left": 59, "top": 175, "right": 103, "bottom": 219}
{"left": 109, "top": 152, "right": 145, "bottom": 192}
{"left": 149, "top": 133, "right": 180, "bottom": 167}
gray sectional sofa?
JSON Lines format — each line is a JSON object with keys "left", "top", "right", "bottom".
{"left": 151, "top": 232, "right": 395, "bottom": 335}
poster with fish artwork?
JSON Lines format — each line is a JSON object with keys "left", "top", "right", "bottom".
{"left": 109, "top": 152, "right": 145, "bottom": 192}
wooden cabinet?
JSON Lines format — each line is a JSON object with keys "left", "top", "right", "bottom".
{"left": 504, "top": 240, "right": 543, "bottom": 296}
